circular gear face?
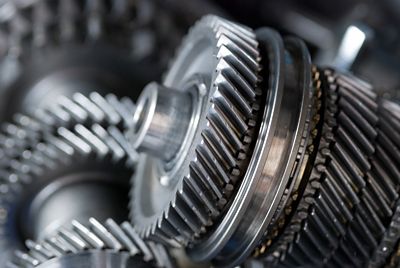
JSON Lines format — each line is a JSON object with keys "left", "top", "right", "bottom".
{"left": 131, "top": 15, "right": 262, "bottom": 245}
{"left": 10, "top": 218, "right": 173, "bottom": 268}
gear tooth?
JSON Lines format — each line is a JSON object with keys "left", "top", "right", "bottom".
{"left": 180, "top": 179, "right": 212, "bottom": 226}
{"left": 212, "top": 98, "right": 248, "bottom": 138}
{"left": 337, "top": 111, "right": 375, "bottom": 156}
{"left": 184, "top": 171, "right": 219, "bottom": 217}
{"left": 214, "top": 71, "right": 254, "bottom": 117}
{"left": 325, "top": 161, "right": 360, "bottom": 205}
{"left": 380, "top": 116, "right": 400, "bottom": 150}
{"left": 41, "top": 241, "right": 63, "bottom": 257}
{"left": 14, "top": 250, "right": 40, "bottom": 266}
{"left": 72, "top": 93, "right": 106, "bottom": 123}
{"left": 338, "top": 97, "right": 378, "bottom": 139}
{"left": 90, "top": 92, "right": 121, "bottom": 125}
{"left": 57, "top": 127, "right": 92, "bottom": 154}
{"left": 55, "top": 235, "right": 79, "bottom": 254}
{"left": 196, "top": 145, "right": 227, "bottom": 195}
{"left": 121, "top": 222, "right": 154, "bottom": 262}
{"left": 208, "top": 110, "right": 242, "bottom": 153}
{"left": 89, "top": 217, "right": 122, "bottom": 251}
{"left": 173, "top": 197, "right": 203, "bottom": 236}
{"left": 372, "top": 149, "right": 400, "bottom": 197}
{"left": 164, "top": 204, "right": 194, "bottom": 243}
{"left": 155, "top": 216, "right": 184, "bottom": 246}
{"left": 202, "top": 128, "right": 236, "bottom": 172}
{"left": 216, "top": 33, "right": 260, "bottom": 70}
{"left": 335, "top": 126, "right": 371, "bottom": 171}
{"left": 74, "top": 124, "right": 109, "bottom": 156}
{"left": 217, "top": 48, "right": 259, "bottom": 87}
{"left": 331, "top": 143, "right": 365, "bottom": 189}
{"left": 25, "top": 239, "right": 53, "bottom": 260}
{"left": 46, "top": 237, "right": 70, "bottom": 254}
{"left": 72, "top": 220, "right": 105, "bottom": 249}
{"left": 211, "top": 16, "right": 256, "bottom": 43}
{"left": 57, "top": 96, "right": 89, "bottom": 123}
{"left": 105, "top": 218, "right": 139, "bottom": 255}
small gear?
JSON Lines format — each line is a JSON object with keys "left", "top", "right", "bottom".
{"left": 0, "top": 92, "right": 137, "bottom": 264}
{"left": 129, "top": 14, "right": 262, "bottom": 245}
{"left": 9, "top": 217, "right": 173, "bottom": 268}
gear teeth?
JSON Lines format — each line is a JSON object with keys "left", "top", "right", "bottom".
{"left": 9, "top": 218, "right": 172, "bottom": 268}
{"left": 257, "top": 69, "right": 400, "bottom": 268}
{"left": 132, "top": 15, "right": 262, "bottom": 245}
{"left": 0, "top": 91, "right": 132, "bottom": 160}
{"left": 0, "top": 92, "right": 136, "bottom": 264}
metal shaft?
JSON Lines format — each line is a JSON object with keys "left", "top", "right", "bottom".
{"left": 128, "top": 82, "right": 193, "bottom": 162}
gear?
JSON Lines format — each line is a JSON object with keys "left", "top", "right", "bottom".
{"left": 9, "top": 217, "right": 173, "bottom": 268}
{"left": 0, "top": 92, "right": 137, "bottom": 264}
{"left": 0, "top": 0, "right": 161, "bottom": 122}
{"left": 129, "top": 15, "right": 262, "bottom": 246}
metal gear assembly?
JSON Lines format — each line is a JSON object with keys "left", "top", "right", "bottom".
{"left": 0, "top": 1, "right": 400, "bottom": 267}
{"left": 129, "top": 15, "right": 400, "bottom": 267}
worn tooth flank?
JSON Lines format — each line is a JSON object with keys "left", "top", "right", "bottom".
{"left": 132, "top": 15, "right": 262, "bottom": 245}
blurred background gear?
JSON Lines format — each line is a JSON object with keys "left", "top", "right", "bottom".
{"left": 0, "top": 0, "right": 186, "bottom": 122}
{"left": 10, "top": 218, "right": 173, "bottom": 268}
{"left": 0, "top": 92, "right": 136, "bottom": 265}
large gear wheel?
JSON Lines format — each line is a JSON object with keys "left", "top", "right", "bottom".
{"left": 0, "top": 92, "right": 137, "bottom": 264}
{"left": 9, "top": 218, "right": 173, "bottom": 268}
{"left": 129, "top": 15, "right": 262, "bottom": 246}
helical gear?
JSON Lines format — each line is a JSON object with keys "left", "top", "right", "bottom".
{"left": 130, "top": 15, "right": 262, "bottom": 246}
{"left": 9, "top": 218, "right": 173, "bottom": 268}
{"left": 0, "top": 92, "right": 137, "bottom": 264}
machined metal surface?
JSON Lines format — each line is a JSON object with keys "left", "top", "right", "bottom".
{"left": 130, "top": 15, "right": 262, "bottom": 246}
